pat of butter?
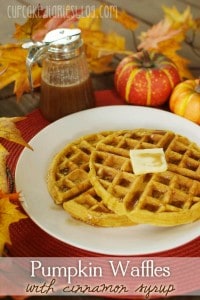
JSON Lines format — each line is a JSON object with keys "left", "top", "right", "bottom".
{"left": 130, "top": 148, "right": 167, "bottom": 175}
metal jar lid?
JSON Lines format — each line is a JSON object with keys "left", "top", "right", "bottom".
{"left": 44, "top": 28, "right": 83, "bottom": 59}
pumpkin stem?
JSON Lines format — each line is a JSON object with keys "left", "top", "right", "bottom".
{"left": 141, "top": 50, "right": 154, "bottom": 68}
{"left": 195, "top": 78, "right": 200, "bottom": 93}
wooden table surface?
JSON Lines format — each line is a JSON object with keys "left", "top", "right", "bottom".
{"left": 0, "top": 1, "right": 200, "bottom": 299}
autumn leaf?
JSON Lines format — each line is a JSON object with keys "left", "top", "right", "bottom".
{"left": 87, "top": 54, "right": 114, "bottom": 74}
{"left": 83, "top": 30, "right": 131, "bottom": 73}
{"left": 78, "top": 8, "right": 132, "bottom": 73}
{"left": 31, "top": 7, "right": 83, "bottom": 41}
{"left": 83, "top": 30, "right": 126, "bottom": 55}
{"left": 0, "top": 117, "right": 32, "bottom": 149}
{"left": 162, "top": 5, "right": 196, "bottom": 30}
{"left": 13, "top": 4, "right": 82, "bottom": 41}
{"left": 0, "top": 192, "right": 27, "bottom": 255}
{"left": 1, "top": 3, "right": 197, "bottom": 97}
{"left": 0, "top": 144, "right": 9, "bottom": 193}
{"left": 138, "top": 18, "right": 183, "bottom": 50}
{"left": 78, "top": 6, "right": 102, "bottom": 31}
{"left": 13, "top": 5, "right": 49, "bottom": 41}
{"left": 0, "top": 65, "right": 7, "bottom": 76}
{"left": 0, "top": 117, "right": 30, "bottom": 255}
{"left": 0, "top": 44, "right": 41, "bottom": 100}
{"left": 0, "top": 4, "right": 137, "bottom": 96}
{"left": 194, "top": 18, "right": 200, "bottom": 31}
{"left": 138, "top": 6, "right": 196, "bottom": 80}
{"left": 156, "top": 39, "right": 193, "bottom": 79}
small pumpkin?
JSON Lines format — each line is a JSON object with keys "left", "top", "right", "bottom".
{"left": 114, "top": 51, "right": 181, "bottom": 107}
{"left": 169, "top": 79, "right": 200, "bottom": 125}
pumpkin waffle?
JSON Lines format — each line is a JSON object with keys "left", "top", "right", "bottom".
{"left": 48, "top": 130, "right": 135, "bottom": 227}
{"left": 47, "top": 131, "right": 113, "bottom": 205}
{"left": 63, "top": 187, "right": 135, "bottom": 227}
{"left": 89, "top": 129, "right": 200, "bottom": 226}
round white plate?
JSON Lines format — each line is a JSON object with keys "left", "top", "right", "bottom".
{"left": 15, "top": 106, "right": 200, "bottom": 255}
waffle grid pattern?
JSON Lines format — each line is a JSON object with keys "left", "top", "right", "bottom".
{"left": 89, "top": 129, "right": 200, "bottom": 226}
{"left": 48, "top": 131, "right": 112, "bottom": 204}
{"left": 48, "top": 128, "right": 200, "bottom": 226}
{"left": 48, "top": 131, "right": 136, "bottom": 226}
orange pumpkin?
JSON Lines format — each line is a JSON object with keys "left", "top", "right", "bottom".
{"left": 169, "top": 79, "right": 200, "bottom": 125}
{"left": 114, "top": 51, "right": 181, "bottom": 107}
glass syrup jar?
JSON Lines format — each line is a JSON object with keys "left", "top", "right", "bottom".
{"left": 26, "top": 28, "right": 95, "bottom": 122}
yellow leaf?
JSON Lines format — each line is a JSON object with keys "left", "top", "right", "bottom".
{"left": 162, "top": 5, "right": 196, "bottom": 30}
{"left": 0, "top": 44, "right": 41, "bottom": 100}
{"left": 0, "top": 145, "right": 9, "bottom": 193}
{"left": 81, "top": 28, "right": 129, "bottom": 73}
{"left": 82, "top": 30, "right": 126, "bottom": 57}
{"left": 78, "top": 6, "right": 102, "bottom": 31}
{"left": 77, "top": 4, "right": 135, "bottom": 74}
{"left": 0, "top": 117, "right": 32, "bottom": 149}
{"left": 156, "top": 39, "right": 194, "bottom": 79}
{"left": 87, "top": 55, "right": 114, "bottom": 74}
{"left": 0, "top": 193, "right": 27, "bottom": 255}
{"left": 0, "top": 66, "right": 7, "bottom": 76}
{"left": 0, "top": 5, "right": 138, "bottom": 94}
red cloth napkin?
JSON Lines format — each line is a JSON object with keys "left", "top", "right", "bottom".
{"left": 2, "top": 90, "right": 200, "bottom": 257}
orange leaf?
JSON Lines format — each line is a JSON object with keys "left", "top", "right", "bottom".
{"left": 87, "top": 55, "right": 114, "bottom": 74}
{"left": 32, "top": 8, "right": 83, "bottom": 41}
{"left": 0, "top": 193, "right": 27, "bottom": 255}
{"left": 13, "top": 4, "right": 82, "bottom": 41}
{"left": 0, "top": 44, "right": 41, "bottom": 100}
{"left": 0, "top": 66, "right": 7, "bottom": 76}
{"left": 13, "top": 5, "right": 49, "bottom": 41}
{"left": 0, "top": 117, "right": 32, "bottom": 149}
{"left": 0, "top": 144, "right": 9, "bottom": 193}
{"left": 194, "top": 18, "right": 200, "bottom": 31}
{"left": 138, "top": 18, "right": 183, "bottom": 50}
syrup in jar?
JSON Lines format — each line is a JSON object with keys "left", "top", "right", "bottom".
{"left": 31, "top": 28, "right": 95, "bottom": 121}
{"left": 40, "top": 76, "right": 95, "bottom": 122}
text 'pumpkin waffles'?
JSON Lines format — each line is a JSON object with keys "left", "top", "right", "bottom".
{"left": 89, "top": 129, "right": 200, "bottom": 226}
{"left": 47, "top": 131, "right": 135, "bottom": 227}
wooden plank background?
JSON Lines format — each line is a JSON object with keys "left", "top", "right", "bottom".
{"left": 0, "top": 0, "right": 200, "bottom": 117}
{"left": 0, "top": 3, "right": 200, "bottom": 299}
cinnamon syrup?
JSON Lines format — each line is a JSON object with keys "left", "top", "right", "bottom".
{"left": 40, "top": 77, "right": 95, "bottom": 122}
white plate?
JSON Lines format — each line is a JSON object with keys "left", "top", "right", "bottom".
{"left": 15, "top": 106, "right": 200, "bottom": 255}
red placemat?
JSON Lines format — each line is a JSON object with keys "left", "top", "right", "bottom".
{"left": 2, "top": 89, "right": 200, "bottom": 257}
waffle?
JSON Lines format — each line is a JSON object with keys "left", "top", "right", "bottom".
{"left": 63, "top": 187, "right": 135, "bottom": 227}
{"left": 48, "top": 130, "right": 135, "bottom": 227}
{"left": 47, "top": 131, "right": 113, "bottom": 205}
{"left": 89, "top": 129, "right": 200, "bottom": 226}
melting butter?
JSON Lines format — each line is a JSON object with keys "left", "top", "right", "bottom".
{"left": 130, "top": 148, "right": 167, "bottom": 175}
